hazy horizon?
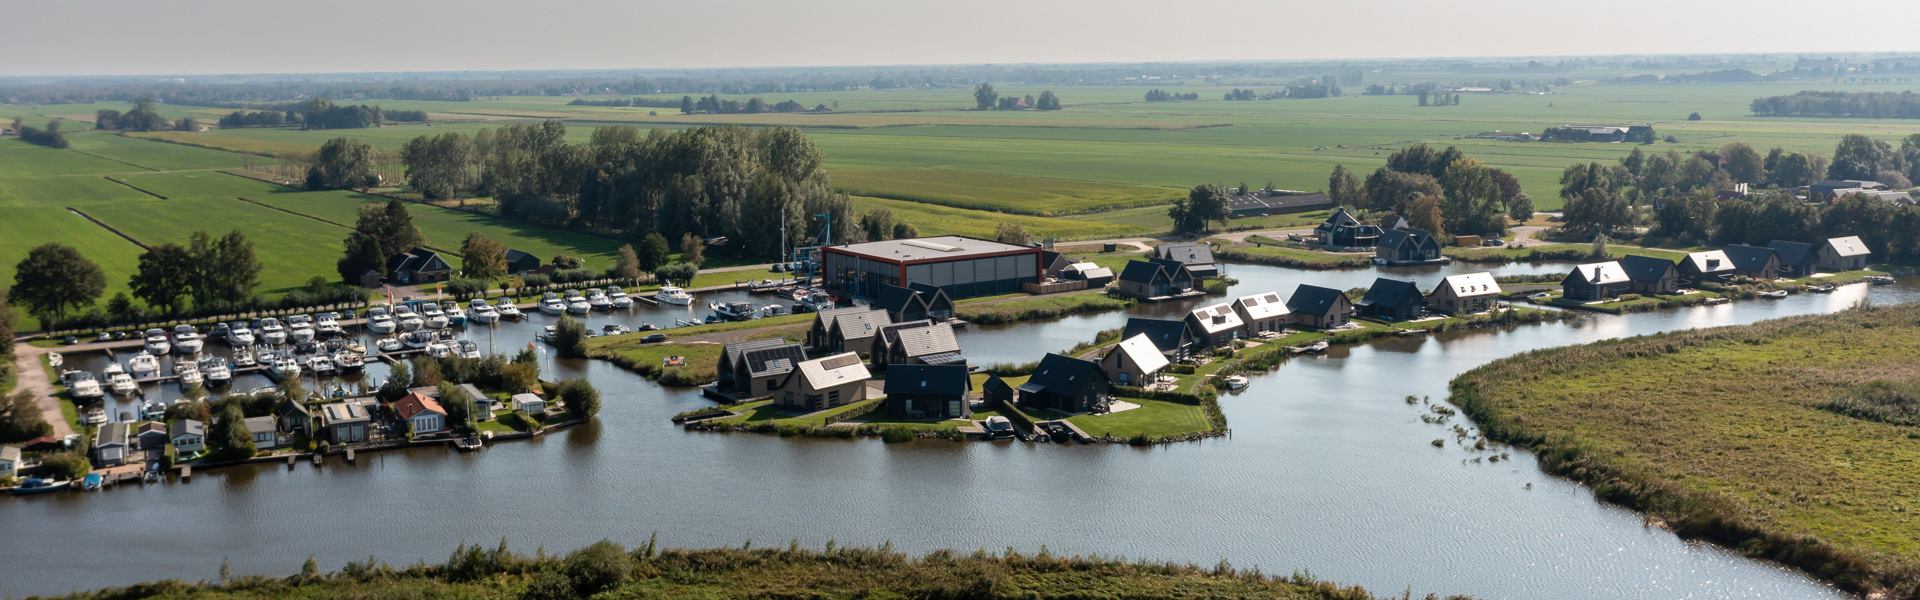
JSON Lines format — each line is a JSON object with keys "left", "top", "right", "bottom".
{"left": 7, "top": 0, "right": 1920, "bottom": 78}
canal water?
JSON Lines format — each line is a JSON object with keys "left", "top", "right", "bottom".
{"left": 5, "top": 263, "right": 1909, "bottom": 599}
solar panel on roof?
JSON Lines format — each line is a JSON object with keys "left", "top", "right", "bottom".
{"left": 820, "top": 355, "right": 862, "bottom": 369}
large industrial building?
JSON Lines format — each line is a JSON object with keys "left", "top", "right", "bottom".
{"left": 820, "top": 236, "right": 1042, "bottom": 300}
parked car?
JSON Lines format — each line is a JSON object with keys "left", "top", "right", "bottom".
{"left": 1483, "top": 239, "right": 1506, "bottom": 247}
{"left": 96, "top": 332, "right": 112, "bottom": 342}
{"left": 62, "top": 335, "right": 79, "bottom": 345}
{"left": 640, "top": 333, "right": 668, "bottom": 344}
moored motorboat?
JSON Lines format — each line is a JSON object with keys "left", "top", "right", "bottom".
{"left": 495, "top": 299, "right": 522, "bottom": 320}
{"left": 747, "top": 279, "right": 783, "bottom": 293}
{"left": 366, "top": 307, "right": 398, "bottom": 334}
{"left": 425, "top": 341, "right": 453, "bottom": 359}
{"left": 227, "top": 321, "right": 255, "bottom": 346}
{"left": 259, "top": 318, "right": 289, "bottom": 345}
{"left": 607, "top": 287, "right": 633, "bottom": 309}
{"left": 565, "top": 290, "right": 591, "bottom": 314}
{"left": 201, "top": 356, "right": 232, "bottom": 385}
{"left": 174, "top": 360, "right": 202, "bottom": 387}
{"left": 128, "top": 352, "right": 161, "bottom": 377}
{"left": 395, "top": 306, "right": 425, "bottom": 331}
{"left": 316, "top": 312, "right": 343, "bottom": 336}
{"left": 268, "top": 355, "right": 302, "bottom": 380}
{"left": 456, "top": 340, "right": 480, "bottom": 359}
{"left": 287, "top": 315, "right": 316, "bottom": 343}
{"left": 442, "top": 301, "right": 467, "bottom": 326}
{"left": 231, "top": 345, "right": 257, "bottom": 368}
{"left": 108, "top": 370, "right": 139, "bottom": 396}
{"left": 141, "top": 400, "right": 166, "bottom": 421}
{"left": 1222, "top": 375, "right": 1249, "bottom": 390}
{"left": 403, "top": 330, "right": 435, "bottom": 350}
{"left": 11, "top": 478, "right": 70, "bottom": 494}
{"left": 307, "top": 355, "right": 336, "bottom": 376}
{"left": 172, "top": 324, "right": 204, "bottom": 354}
{"left": 539, "top": 293, "right": 567, "bottom": 315}
{"left": 1758, "top": 290, "right": 1789, "bottom": 299}
{"left": 143, "top": 328, "right": 171, "bottom": 355}
{"left": 587, "top": 289, "right": 613, "bottom": 311}
{"left": 709, "top": 300, "right": 759, "bottom": 322}
{"left": 375, "top": 337, "right": 404, "bottom": 353}
{"left": 333, "top": 351, "right": 365, "bottom": 373}
{"left": 66, "top": 371, "right": 104, "bottom": 401}
{"left": 421, "top": 302, "right": 449, "bottom": 329}
{"left": 655, "top": 284, "right": 693, "bottom": 306}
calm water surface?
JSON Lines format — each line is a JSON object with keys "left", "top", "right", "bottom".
{"left": 5, "top": 264, "right": 1910, "bottom": 599}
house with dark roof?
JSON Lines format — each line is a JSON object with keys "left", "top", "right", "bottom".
{"left": 1231, "top": 292, "right": 1291, "bottom": 335}
{"left": 320, "top": 400, "right": 373, "bottom": 444}
{"left": 1561, "top": 262, "right": 1629, "bottom": 301}
{"left": 982, "top": 375, "right": 1015, "bottom": 406}
{"left": 876, "top": 284, "right": 931, "bottom": 323}
{"left": 1375, "top": 228, "right": 1443, "bottom": 264}
{"left": 1428, "top": 273, "right": 1501, "bottom": 314}
{"left": 1355, "top": 278, "right": 1425, "bottom": 321}
{"left": 1287, "top": 284, "right": 1352, "bottom": 329}
{"left": 1722, "top": 244, "right": 1782, "bottom": 279}
{"left": 1122, "top": 317, "right": 1195, "bottom": 360}
{"left": 1018, "top": 353, "right": 1110, "bottom": 414}
{"left": 882, "top": 364, "right": 973, "bottom": 419}
{"left": 808, "top": 306, "right": 883, "bottom": 350}
{"left": 906, "top": 282, "right": 955, "bottom": 321}
{"left": 386, "top": 247, "right": 453, "bottom": 285}
{"left": 1678, "top": 250, "right": 1736, "bottom": 284}
{"left": 1040, "top": 250, "right": 1072, "bottom": 277}
{"left": 717, "top": 339, "right": 806, "bottom": 397}
{"left": 1314, "top": 208, "right": 1382, "bottom": 248}
{"left": 869, "top": 320, "right": 932, "bottom": 363}
{"left": 1618, "top": 255, "right": 1681, "bottom": 294}
{"left": 502, "top": 248, "right": 542, "bottom": 274}
{"left": 279, "top": 397, "right": 313, "bottom": 433}
{"left": 1153, "top": 243, "right": 1219, "bottom": 279}
{"left": 95, "top": 422, "right": 129, "bottom": 465}
{"left": 1115, "top": 260, "right": 1194, "bottom": 300}
{"left": 825, "top": 309, "right": 894, "bottom": 354}
{"left": 1818, "top": 236, "right": 1871, "bottom": 271}
{"left": 1101, "top": 334, "right": 1171, "bottom": 387}
{"left": 1766, "top": 240, "right": 1818, "bottom": 277}
{"left": 134, "top": 421, "right": 169, "bottom": 451}
{"left": 1185, "top": 302, "right": 1246, "bottom": 348}
{"left": 773, "top": 352, "right": 871, "bottom": 412}
{"left": 874, "top": 322, "right": 963, "bottom": 368}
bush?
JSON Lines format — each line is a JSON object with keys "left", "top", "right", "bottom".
{"left": 520, "top": 572, "right": 574, "bottom": 600}
{"left": 559, "top": 378, "right": 601, "bottom": 419}
{"left": 445, "top": 279, "right": 489, "bottom": 300}
{"left": 653, "top": 263, "right": 698, "bottom": 285}
{"left": 551, "top": 315, "right": 588, "bottom": 358}
{"left": 564, "top": 540, "right": 632, "bottom": 596}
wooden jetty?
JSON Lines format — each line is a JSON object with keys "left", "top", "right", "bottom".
{"left": 345, "top": 448, "right": 355, "bottom": 462}
{"left": 179, "top": 465, "right": 191, "bottom": 481}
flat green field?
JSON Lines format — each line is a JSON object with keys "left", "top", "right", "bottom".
{"left": 830, "top": 169, "right": 1179, "bottom": 215}
{"left": 1068, "top": 398, "right": 1214, "bottom": 439}
{"left": 849, "top": 195, "right": 1146, "bottom": 241}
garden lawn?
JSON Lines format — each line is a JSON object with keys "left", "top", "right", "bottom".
{"left": 1069, "top": 398, "right": 1212, "bottom": 439}
{"left": 585, "top": 337, "right": 725, "bottom": 386}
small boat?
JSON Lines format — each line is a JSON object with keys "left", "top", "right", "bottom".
{"left": 441, "top": 301, "right": 467, "bottom": 326}
{"left": 333, "top": 351, "right": 365, "bottom": 373}
{"left": 81, "top": 474, "right": 102, "bottom": 491}
{"left": 307, "top": 355, "right": 337, "bottom": 376}
{"left": 1703, "top": 297, "right": 1731, "bottom": 305}
{"left": 316, "top": 312, "right": 343, "bottom": 336}
{"left": 171, "top": 324, "right": 204, "bottom": 354}
{"left": 762, "top": 304, "right": 791, "bottom": 317}
{"left": 403, "top": 330, "right": 435, "bottom": 350}
{"left": 287, "top": 315, "right": 316, "bottom": 343}
{"left": 109, "top": 371, "right": 139, "bottom": 396}
{"left": 268, "top": 355, "right": 302, "bottom": 381}
{"left": 128, "top": 352, "right": 161, "bottom": 377}
{"left": 231, "top": 345, "right": 257, "bottom": 368}
{"left": 634, "top": 322, "right": 659, "bottom": 331}
{"left": 259, "top": 318, "right": 289, "bottom": 345}
{"left": 456, "top": 340, "right": 481, "bottom": 359}
{"left": 143, "top": 469, "right": 160, "bottom": 484}
{"left": 1808, "top": 283, "right": 1836, "bottom": 294}
{"left": 421, "top": 302, "right": 449, "bottom": 329}
{"left": 469, "top": 299, "right": 500, "bottom": 323}
{"left": 366, "top": 307, "right": 398, "bottom": 334}
{"left": 141, "top": 400, "right": 166, "bottom": 421}
{"left": 68, "top": 372, "right": 105, "bottom": 401}
{"left": 602, "top": 324, "right": 630, "bottom": 336}
{"left": 495, "top": 299, "right": 523, "bottom": 320}
{"left": 796, "top": 291, "right": 835, "bottom": 313}
{"left": 776, "top": 286, "right": 801, "bottom": 299}
{"left": 210, "top": 322, "right": 231, "bottom": 339}
{"left": 425, "top": 342, "right": 453, "bottom": 359}
{"left": 709, "top": 300, "right": 759, "bottom": 322}
{"left": 11, "top": 478, "right": 71, "bottom": 494}
{"left": 1867, "top": 275, "right": 1895, "bottom": 285}
{"left": 375, "top": 337, "right": 403, "bottom": 353}
{"left": 539, "top": 293, "right": 567, "bottom": 316}
{"left": 201, "top": 357, "right": 232, "bottom": 386}
{"left": 175, "top": 360, "right": 203, "bottom": 387}
{"left": 607, "top": 287, "right": 633, "bottom": 309}
{"left": 227, "top": 322, "right": 255, "bottom": 346}
{"left": 345, "top": 341, "right": 366, "bottom": 355}
{"left": 143, "top": 328, "right": 171, "bottom": 355}
{"left": 1291, "top": 340, "right": 1330, "bottom": 355}
{"left": 586, "top": 289, "right": 613, "bottom": 310}
{"left": 655, "top": 285, "right": 693, "bottom": 306}
{"left": 83, "top": 407, "right": 107, "bottom": 425}
{"left": 48, "top": 352, "right": 63, "bottom": 368}
{"left": 565, "top": 291, "right": 591, "bottom": 315}
{"left": 1221, "top": 375, "right": 1249, "bottom": 390}
{"left": 394, "top": 306, "right": 425, "bottom": 331}
{"left": 747, "top": 279, "right": 784, "bottom": 294}
{"left": 1758, "top": 290, "right": 1789, "bottom": 299}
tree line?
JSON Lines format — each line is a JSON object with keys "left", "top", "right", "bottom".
{"left": 10, "top": 118, "right": 69, "bottom": 148}
{"left": 93, "top": 96, "right": 170, "bottom": 132}
{"left": 1751, "top": 90, "right": 1920, "bottom": 119}
{"left": 971, "top": 84, "right": 1061, "bottom": 110}
{"left": 1325, "top": 144, "right": 1528, "bottom": 240}
{"left": 300, "top": 97, "right": 428, "bottom": 130}
{"left": 683, "top": 95, "right": 820, "bottom": 114}
{"left": 1143, "top": 90, "right": 1199, "bottom": 102}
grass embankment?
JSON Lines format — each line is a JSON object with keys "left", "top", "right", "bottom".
{"left": 1444, "top": 243, "right": 1685, "bottom": 264}
{"left": 1069, "top": 397, "right": 1214, "bottom": 440}
{"left": 1218, "top": 239, "right": 1372, "bottom": 270}
{"left": 584, "top": 338, "right": 727, "bottom": 387}
{"left": 1449, "top": 303, "right": 1920, "bottom": 598}
{"left": 956, "top": 291, "right": 1134, "bottom": 325}
{"left": 44, "top": 538, "right": 1391, "bottom": 600}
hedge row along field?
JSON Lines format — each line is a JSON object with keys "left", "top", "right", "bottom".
{"left": 1449, "top": 302, "right": 1920, "bottom": 598}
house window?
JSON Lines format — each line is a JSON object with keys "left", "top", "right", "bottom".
{"left": 829, "top": 390, "right": 841, "bottom": 405}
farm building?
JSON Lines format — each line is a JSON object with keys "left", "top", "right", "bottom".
{"left": 1122, "top": 317, "right": 1195, "bottom": 360}
{"left": 1819, "top": 236, "right": 1871, "bottom": 271}
{"left": 1767, "top": 240, "right": 1818, "bottom": 277}
{"left": 1231, "top": 292, "right": 1290, "bottom": 336}
{"left": 882, "top": 364, "right": 972, "bottom": 419}
{"left": 1314, "top": 208, "right": 1382, "bottom": 248}
{"left": 1018, "top": 353, "right": 1110, "bottom": 414}
{"left": 1227, "top": 191, "right": 1334, "bottom": 217}
{"left": 1184, "top": 303, "right": 1246, "bottom": 348}
{"left": 1152, "top": 243, "right": 1220, "bottom": 279}
{"left": 1355, "top": 278, "right": 1426, "bottom": 321}
{"left": 1287, "top": 284, "right": 1353, "bottom": 329}
{"left": 502, "top": 248, "right": 542, "bottom": 274}
{"left": 773, "top": 353, "right": 871, "bottom": 412}
{"left": 1722, "top": 245, "right": 1782, "bottom": 279}
{"left": 1375, "top": 228, "right": 1443, "bottom": 264}
{"left": 1101, "top": 333, "right": 1172, "bottom": 387}
{"left": 1678, "top": 250, "right": 1737, "bottom": 284}
{"left": 1562, "top": 262, "right": 1630, "bottom": 301}
{"left": 1062, "top": 262, "right": 1115, "bottom": 287}
{"left": 386, "top": 248, "right": 453, "bottom": 285}
{"left": 1619, "top": 255, "right": 1681, "bottom": 294}
{"left": 1810, "top": 180, "right": 1888, "bottom": 201}
{"left": 1428, "top": 272, "right": 1501, "bottom": 314}
{"left": 820, "top": 236, "right": 1041, "bottom": 300}
{"left": 1115, "top": 260, "right": 1195, "bottom": 300}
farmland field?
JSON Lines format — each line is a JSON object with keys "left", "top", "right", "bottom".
{"left": 848, "top": 195, "right": 1147, "bottom": 241}
{"left": 830, "top": 169, "right": 1178, "bottom": 215}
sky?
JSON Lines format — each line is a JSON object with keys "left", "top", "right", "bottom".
{"left": 6, "top": 0, "right": 1919, "bottom": 77}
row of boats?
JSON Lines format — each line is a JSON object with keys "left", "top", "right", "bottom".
{"left": 535, "top": 287, "right": 639, "bottom": 315}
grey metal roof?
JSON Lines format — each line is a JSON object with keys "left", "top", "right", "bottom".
{"left": 1026, "top": 353, "right": 1104, "bottom": 398}
{"left": 1766, "top": 240, "right": 1815, "bottom": 268}
{"left": 1722, "top": 244, "right": 1779, "bottom": 272}
{"left": 1618, "top": 254, "right": 1678, "bottom": 283}
{"left": 1118, "top": 260, "right": 1167, "bottom": 284}
{"left": 1154, "top": 243, "right": 1216, "bottom": 266}
{"left": 1287, "top": 284, "right": 1348, "bottom": 316}
{"left": 827, "top": 235, "right": 1033, "bottom": 263}
{"left": 168, "top": 419, "right": 204, "bottom": 439}
{"left": 891, "top": 323, "right": 961, "bottom": 358}
{"left": 244, "top": 416, "right": 276, "bottom": 434}
{"left": 1123, "top": 317, "right": 1190, "bottom": 353}
{"left": 1357, "top": 278, "right": 1423, "bottom": 308}
{"left": 830, "top": 309, "right": 894, "bottom": 340}
{"left": 723, "top": 338, "right": 791, "bottom": 371}
{"left": 1377, "top": 228, "right": 1438, "bottom": 251}
{"left": 883, "top": 364, "right": 971, "bottom": 396}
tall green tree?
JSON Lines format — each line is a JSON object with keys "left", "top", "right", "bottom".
{"left": 0, "top": 288, "right": 13, "bottom": 381}
{"left": 635, "top": 233, "right": 670, "bottom": 272}
{"left": 1036, "top": 90, "right": 1061, "bottom": 110}
{"left": 355, "top": 199, "right": 426, "bottom": 258}
{"left": 560, "top": 378, "right": 601, "bottom": 419}
{"left": 1441, "top": 158, "right": 1507, "bottom": 237}
{"left": 859, "top": 208, "right": 896, "bottom": 242}
{"left": 459, "top": 232, "right": 508, "bottom": 280}
{"left": 1561, "top": 188, "right": 1631, "bottom": 240}
{"left": 307, "top": 137, "right": 378, "bottom": 191}
{"left": 130, "top": 243, "right": 195, "bottom": 315}
{"left": 399, "top": 132, "right": 476, "bottom": 201}
{"left": 0, "top": 390, "right": 52, "bottom": 443}
{"left": 337, "top": 233, "right": 386, "bottom": 284}
{"left": 201, "top": 230, "right": 262, "bottom": 304}
{"left": 11, "top": 243, "right": 106, "bottom": 325}
{"left": 436, "top": 381, "right": 474, "bottom": 432}
{"left": 1364, "top": 169, "right": 1443, "bottom": 214}
{"left": 973, "top": 83, "right": 998, "bottom": 110}
{"left": 1719, "top": 142, "right": 1766, "bottom": 185}
{"left": 1507, "top": 193, "right": 1535, "bottom": 223}
{"left": 1168, "top": 184, "right": 1231, "bottom": 234}
{"left": 611, "top": 244, "right": 643, "bottom": 282}
{"left": 1327, "top": 165, "right": 1363, "bottom": 208}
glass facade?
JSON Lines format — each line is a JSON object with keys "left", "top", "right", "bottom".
{"left": 824, "top": 251, "right": 1037, "bottom": 300}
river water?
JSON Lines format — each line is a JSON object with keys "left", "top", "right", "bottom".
{"left": 5, "top": 263, "right": 1910, "bottom": 599}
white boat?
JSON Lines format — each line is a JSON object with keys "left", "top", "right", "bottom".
{"left": 259, "top": 318, "right": 288, "bottom": 345}
{"left": 495, "top": 298, "right": 522, "bottom": 320}
{"left": 128, "top": 352, "right": 161, "bottom": 377}
{"left": 287, "top": 315, "right": 316, "bottom": 343}
{"left": 607, "top": 287, "right": 633, "bottom": 309}
{"left": 1759, "top": 290, "right": 1789, "bottom": 299}
{"left": 231, "top": 345, "right": 257, "bottom": 368}
{"left": 63, "top": 370, "right": 104, "bottom": 400}
{"left": 425, "top": 342, "right": 453, "bottom": 359}
{"left": 141, "top": 401, "right": 166, "bottom": 421}
{"left": 307, "top": 355, "right": 336, "bottom": 376}
{"left": 172, "top": 324, "right": 204, "bottom": 354}
{"left": 84, "top": 408, "right": 107, "bottom": 426}
{"left": 366, "top": 307, "right": 398, "bottom": 334}
{"left": 709, "top": 300, "right": 759, "bottom": 322}
{"left": 442, "top": 301, "right": 467, "bottom": 326}
{"left": 227, "top": 322, "right": 255, "bottom": 346}
{"left": 109, "top": 371, "right": 139, "bottom": 396}
{"left": 48, "top": 352, "right": 63, "bottom": 368}
{"left": 656, "top": 285, "right": 693, "bottom": 305}
{"left": 565, "top": 291, "right": 591, "bottom": 315}
{"left": 316, "top": 313, "right": 343, "bottom": 336}
{"left": 103, "top": 362, "right": 125, "bottom": 378}
{"left": 333, "top": 352, "right": 365, "bottom": 373}
{"left": 201, "top": 357, "right": 232, "bottom": 385}
{"left": 403, "top": 330, "right": 435, "bottom": 350}
{"left": 1222, "top": 375, "right": 1249, "bottom": 390}
{"left": 421, "top": 303, "right": 449, "bottom": 329}
{"left": 539, "top": 293, "right": 567, "bottom": 315}
{"left": 395, "top": 306, "right": 425, "bottom": 331}
{"left": 143, "top": 328, "right": 171, "bottom": 355}
{"left": 174, "top": 361, "right": 202, "bottom": 387}
{"left": 456, "top": 340, "right": 481, "bottom": 359}
{"left": 469, "top": 299, "right": 500, "bottom": 323}
{"left": 268, "top": 355, "right": 302, "bottom": 380}
{"left": 587, "top": 289, "right": 613, "bottom": 310}
{"left": 375, "top": 337, "right": 403, "bottom": 353}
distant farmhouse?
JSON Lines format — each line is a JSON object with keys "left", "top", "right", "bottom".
{"left": 1226, "top": 190, "right": 1334, "bottom": 218}
{"left": 1542, "top": 125, "right": 1657, "bottom": 143}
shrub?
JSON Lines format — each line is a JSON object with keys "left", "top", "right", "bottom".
{"left": 565, "top": 540, "right": 632, "bottom": 596}
{"left": 551, "top": 315, "right": 588, "bottom": 358}
{"left": 559, "top": 378, "right": 601, "bottom": 419}
{"left": 519, "top": 572, "right": 574, "bottom": 600}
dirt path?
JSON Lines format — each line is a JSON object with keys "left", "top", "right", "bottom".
{"left": 11, "top": 344, "right": 75, "bottom": 438}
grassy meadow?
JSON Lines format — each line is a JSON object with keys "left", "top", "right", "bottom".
{"left": 1450, "top": 303, "right": 1920, "bottom": 596}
